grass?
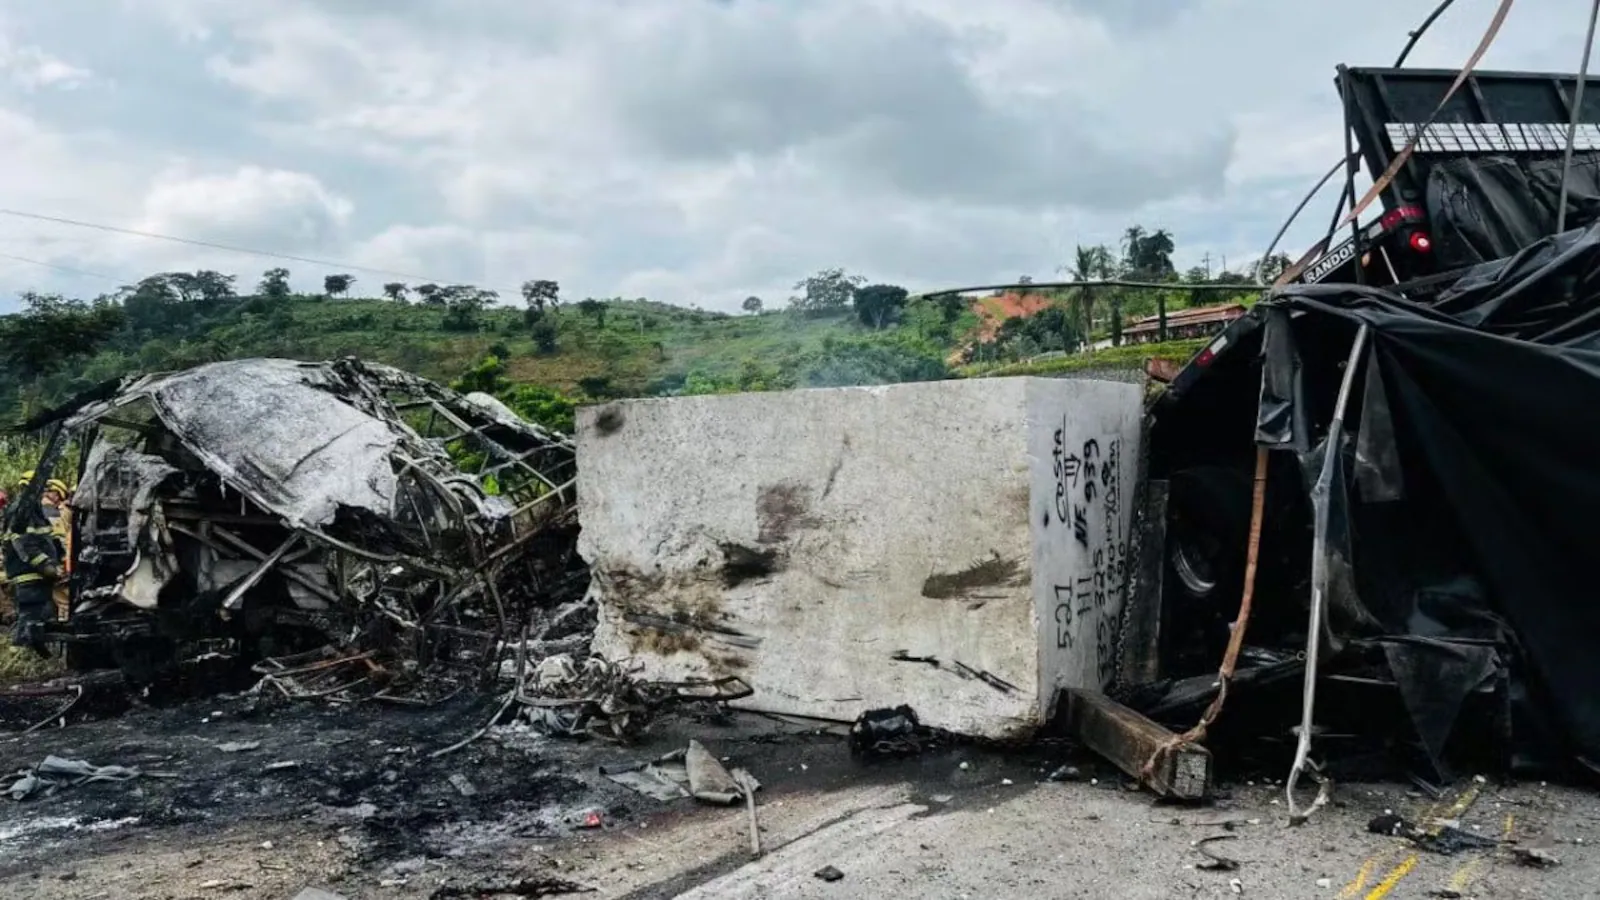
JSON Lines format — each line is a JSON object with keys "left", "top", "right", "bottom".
{"left": 0, "top": 634, "right": 64, "bottom": 687}
{"left": 954, "top": 338, "right": 1208, "bottom": 379}
{"left": 27, "top": 297, "right": 875, "bottom": 404}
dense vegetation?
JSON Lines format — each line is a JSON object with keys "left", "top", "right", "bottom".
{"left": 0, "top": 226, "right": 1274, "bottom": 440}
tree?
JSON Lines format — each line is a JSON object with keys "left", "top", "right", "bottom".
{"left": 120, "top": 274, "right": 181, "bottom": 334}
{"left": 1254, "top": 253, "right": 1292, "bottom": 284}
{"left": 452, "top": 354, "right": 510, "bottom": 395}
{"left": 853, "top": 283, "right": 909, "bottom": 330}
{"left": 258, "top": 268, "right": 292, "bottom": 303}
{"left": 1116, "top": 227, "right": 1177, "bottom": 340}
{"left": 383, "top": 282, "right": 408, "bottom": 302}
{"left": 530, "top": 319, "right": 559, "bottom": 355}
{"left": 1121, "top": 226, "right": 1176, "bottom": 280}
{"left": 0, "top": 292, "right": 125, "bottom": 380}
{"left": 522, "top": 279, "right": 560, "bottom": 331}
{"left": 790, "top": 268, "right": 864, "bottom": 315}
{"left": 1064, "top": 244, "right": 1112, "bottom": 340}
{"left": 163, "top": 270, "right": 236, "bottom": 313}
{"left": 933, "top": 293, "right": 967, "bottom": 324}
{"left": 577, "top": 374, "right": 613, "bottom": 398}
{"left": 742, "top": 296, "right": 763, "bottom": 314}
{"left": 521, "top": 279, "right": 559, "bottom": 314}
{"left": 196, "top": 270, "right": 237, "bottom": 307}
{"left": 416, "top": 283, "right": 443, "bottom": 306}
{"left": 440, "top": 285, "right": 493, "bottom": 331}
{"left": 576, "top": 298, "right": 607, "bottom": 329}
{"left": 981, "top": 303, "right": 1084, "bottom": 361}
{"left": 502, "top": 384, "right": 577, "bottom": 433}
{"left": 324, "top": 273, "right": 354, "bottom": 298}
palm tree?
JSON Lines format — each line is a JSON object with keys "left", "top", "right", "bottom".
{"left": 1064, "top": 244, "right": 1109, "bottom": 347}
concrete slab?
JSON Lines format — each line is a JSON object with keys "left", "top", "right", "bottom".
{"left": 578, "top": 377, "right": 1143, "bottom": 739}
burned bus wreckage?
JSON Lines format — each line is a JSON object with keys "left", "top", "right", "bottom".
{"left": 10, "top": 358, "right": 582, "bottom": 694}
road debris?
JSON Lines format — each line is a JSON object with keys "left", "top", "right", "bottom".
{"left": 1194, "top": 834, "right": 1241, "bottom": 871}
{"left": 1513, "top": 846, "right": 1561, "bottom": 868}
{"left": 734, "top": 767, "right": 761, "bottom": 858}
{"left": 599, "top": 740, "right": 759, "bottom": 806}
{"left": 1063, "top": 688, "right": 1210, "bottom": 800}
{"left": 4, "top": 755, "right": 141, "bottom": 801}
{"left": 1366, "top": 813, "right": 1500, "bottom": 855}
{"left": 291, "top": 889, "right": 350, "bottom": 900}
{"left": 429, "top": 877, "right": 595, "bottom": 898}
{"left": 511, "top": 654, "right": 752, "bottom": 741}
{"left": 813, "top": 865, "right": 845, "bottom": 883}
{"left": 849, "top": 706, "right": 931, "bottom": 758}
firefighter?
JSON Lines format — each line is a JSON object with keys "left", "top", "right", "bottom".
{"left": 42, "top": 478, "right": 71, "bottom": 620}
{"left": 4, "top": 501, "right": 60, "bottom": 657}
{"left": 0, "top": 488, "right": 9, "bottom": 623}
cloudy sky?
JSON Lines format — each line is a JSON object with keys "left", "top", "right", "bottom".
{"left": 0, "top": 0, "right": 1583, "bottom": 311}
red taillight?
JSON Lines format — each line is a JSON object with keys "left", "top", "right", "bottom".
{"left": 1194, "top": 348, "right": 1216, "bottom": 367}
{"left": 1409, "top": 231, "right": 1432, "bottom": 253}
{"left": 1380, "top": 205, "right": 1425, "bottom": 231}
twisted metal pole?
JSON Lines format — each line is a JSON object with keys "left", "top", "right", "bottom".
{"left": 1556, "top": 0, "right": 1600, "bottom": 234}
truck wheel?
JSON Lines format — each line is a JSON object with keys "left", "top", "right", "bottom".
{"left": 1163, "top": 466, "right": 1255, "bottom": 669}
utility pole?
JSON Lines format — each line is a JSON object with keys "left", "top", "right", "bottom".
{"left": 1201, "top": 252, "right": 1212, "bottom": 279}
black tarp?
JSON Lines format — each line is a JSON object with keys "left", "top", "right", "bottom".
{"left": 1261, "top": 220, "right": 1600, "bottom": 771}
{"left": 1427, "top": 154, "right": 1600, "bottom": 269}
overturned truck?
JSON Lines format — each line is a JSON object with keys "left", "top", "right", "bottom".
{"left": 17, "top": 358, "right": 580, "bottom": 691}
{"left": 1140, "top": 63, "right": 1600, "bottom": 787}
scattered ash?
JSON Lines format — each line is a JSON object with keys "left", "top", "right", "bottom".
{"left": 0, "top": 689, "right": 641, "bottom": 877}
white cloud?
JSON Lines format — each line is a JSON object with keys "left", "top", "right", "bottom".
{"left": 0, "top": 32, "right": 91, "bottom": 91}
{"left": 136, "top": 165, "right": 352, "bottom": 251}
{"left": 0, "top": 0, "right": 1588, "bottom": 309}
{"left": 7, "top": 48, "right": 89, "bottom": 90}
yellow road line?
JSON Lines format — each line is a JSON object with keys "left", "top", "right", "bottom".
{"left": 1444, "top": 812, "right": 1515, "bottom": 893}
{"left": 1339, "top": 854, "right": 1384, "bottom": 898}
{"left": 1342, "top": 779, "right": 1479, "bottom": 897}
{"left": 1364, "top": 854, "right": 1419, "bottom": 899}
{"left": 1433, "top": 784, "right": 1481, "bottom": 826}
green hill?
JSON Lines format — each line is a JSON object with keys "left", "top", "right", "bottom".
{"left": 0, "top": 258, "right": 1248, "bottom": 445}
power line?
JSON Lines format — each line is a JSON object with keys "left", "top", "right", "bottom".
{"left": 916, "top": 279, "right": 1264, "bottom": 299}
{"left": 0, "top": 251, "right": 122, "bottom": 283}
{"left": 0, "top": 206, "right": 463, "bottom": 286}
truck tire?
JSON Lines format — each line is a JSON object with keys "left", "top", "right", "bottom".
{"left": 1163, "top": 465, "right": 1255, "bottom": 671}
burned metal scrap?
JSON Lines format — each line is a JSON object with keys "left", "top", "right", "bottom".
{"left": 24, "top": 357, "right": 581, "bottom": 699}
{"left": 507, "top": 651, "right": 754, "bottom": 741}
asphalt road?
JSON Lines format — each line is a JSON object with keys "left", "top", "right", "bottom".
{"left": 1, "top": 699, "right": 1593, "bottom": 899}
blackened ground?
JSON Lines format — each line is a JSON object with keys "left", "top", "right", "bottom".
{"left": 4, "top": 680, "right": 1595, "bottom": 900}
{"left": 0, "top": 685, "right": 651, "bottom": 870}
{"left": 0, "top": 679, "right": 1074, "bottom": 890}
